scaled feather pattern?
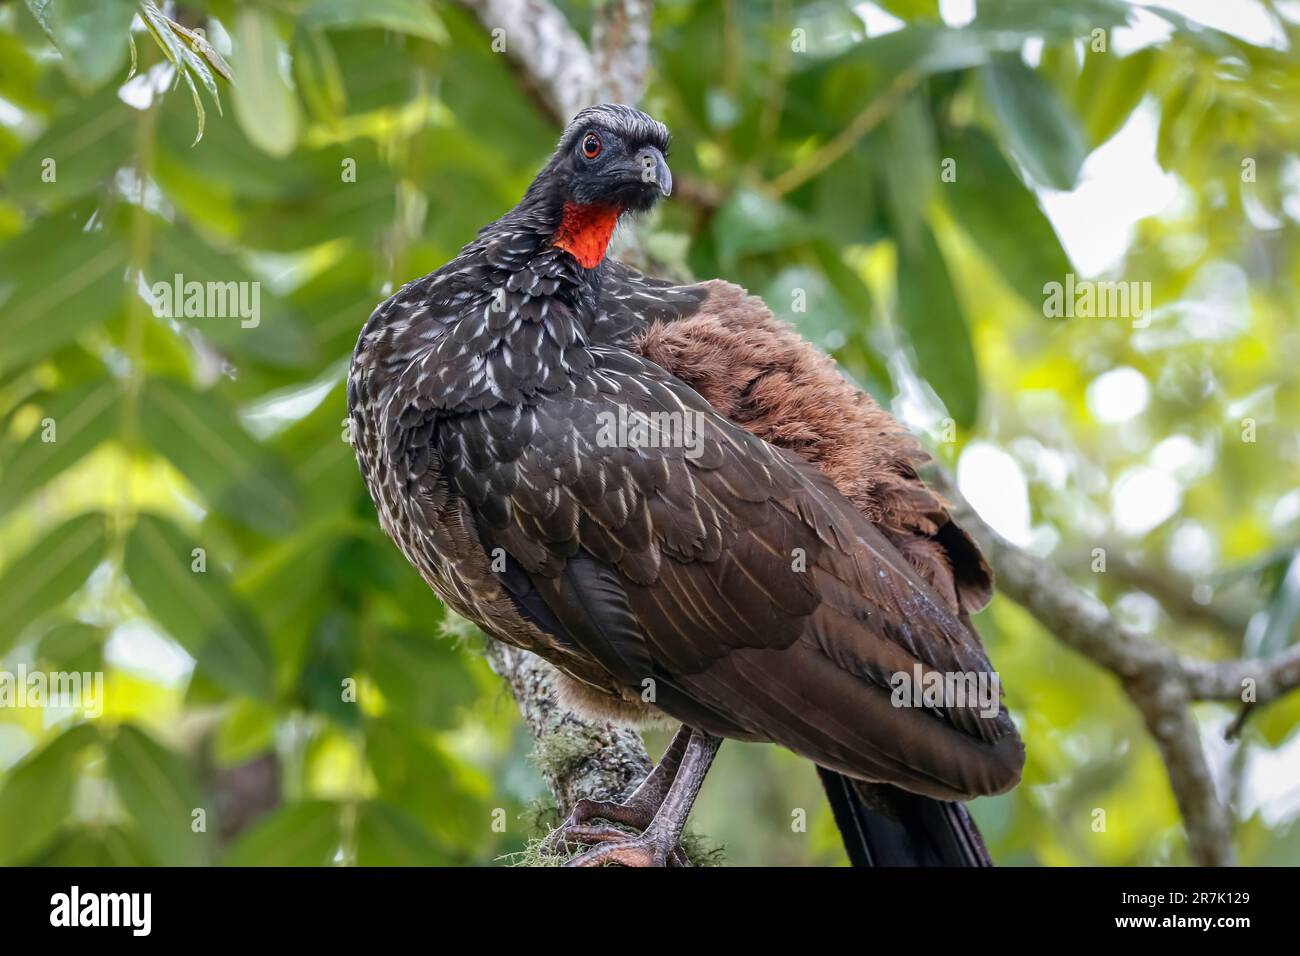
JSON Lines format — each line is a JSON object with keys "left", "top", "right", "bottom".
{"left": 348, "top": 105, "right": 1024, "bottom": 806}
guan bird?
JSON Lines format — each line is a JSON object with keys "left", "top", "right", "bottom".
{"left": 348, "top": 104, "right": 1024, "bottom": 866}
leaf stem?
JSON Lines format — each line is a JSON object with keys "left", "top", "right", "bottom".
{"left": 110, "top": 95, "right": 159, "bottom": 575}
{"left": 767, "top": 69, "right": 919, "bottom": 197}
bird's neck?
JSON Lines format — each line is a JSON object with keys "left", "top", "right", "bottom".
{"left": 550, "top": 201, "right": 621, "bottom": 269}
{"left": 500, "top": 187, "right": 625, "bottom": 273}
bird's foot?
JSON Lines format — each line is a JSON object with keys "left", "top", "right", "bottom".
{"left": 544, "top": 798, "right": 690, "bottom": 866}
{"left": 542, "top": 727, "right": 719, "bottom": 868}
{"left": 560, "top": 820, "right": 689, "bottom": 867}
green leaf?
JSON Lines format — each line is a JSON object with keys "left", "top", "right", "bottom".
{"left": 1255, "top": 819, "right": 1300, "bottom": 866}
{"left": 355, "top": 800, "right": 451, "bottom": 866}
{"left": 1142, "top": 5, "right": 1241, "bottom": 57}
{"left": 234, "top": 141, "right": 399, "bottom": 251}
{"left": 1252, "top": 691, "right": 1300, "bottom": 749}
{"left": 795, "top": 24, "right": 1030, "bottom": 83}
{"left": 34, "top": 0, "right": 137, "bottom": 89}
{"left": 297, "top": 608, "right": 360, "bottom": 725}
{"left": 155, "top": 89, "right": 307, "bottom": 202}
{"left": 179, "top": 58, "right": 207, "bottom": 145}
{"left": 230, "top": 7, "right": 302, "bottom": 158}
{"left": 810, "top": 242, "right": 895, "bottom": 401}
{"left": 1076, "top": 48, "right": 1158, "bottom": 148}
{"left": 0, "top": 378, "right": 122, "bottom": 515}
{"left": 107, "top": 724, "right": 209, "bottom": 866}
{"left": 23, "top": 0, "right": 55, "bottom": 40}
{"left": 0, "top": 722, "right": 100, "bottom": 865}
{"left": 236, "top": 520, "right": 339, "bottom": 655}
{"left": 300, "top": 0, "right": 449, "bottom": 43}
{"left": 877, "top": 0, "right": 939, "bottom": 19}
{"left": 367, "top": 628, "right": 479, "bottom": 728}
{"left": 292, "top": 27, "right": 348, "bottom": 121}
{"left": 982, "top": 56, "right": 1088, "bottom": 190}
{"left": 123, "top": 514, "right": 276, "bottom": 698}
{"left": 0, "top": 30, "right": 45, "bottom": 113}
{"left": 434, "top": 7, "right": 552, "bottom": 152}
{"left": 364, "top": 718, "right": 485, "bottom": 852}
{"left": 0, "top": 223, "right": 128, "bottom": 376}
{"left": 37, "top": 620, "right": 105, "bottom": 673}
{"left": 973, "top": 0, "right": 1132, "bottom": 36}
{"left": 214, "top": 699, "right": 278, "bottom": 766}
{"left": 223, "top": 800, "right": 343, "bottom": 866}
{"left": 940, "top": 125, "right": 1071, "bottom": 306}
{"left": 0, "top": 512, "right": 108, "bottom": 655}
{"left": 872, "top": 27, "right": 1025, "bottom": 76}
{"left": 268, "top": 378, "right": 359, "bottom": 514}
{"left": 1255, "top": 552, "right": 1300, "bottom": 657}
{"left": 895, "top": 224, "right": 979, "bottom": 427}
{"left": 880, "top": 91, "right": 937, "bottom": 253}
{"left": 146, "top": 224, "right": 315, "bottom": 368}
{"left": 7, "top": 87, "right": 136, "bottom": 205}
{"left": 1155, "top": 72, "right": 1212, "bottom": 171}
{"left": 31, "top": 824, "right": 158, "bottom": 866}
{"left": 138, "top": 378, "right": 300, "bottom": 533}
{"left": 805, "top": 142, "right": 878, "bottom": 247}
{"left": 148, "top": 7, "right": 233, "bottom": 81}
{"left": 140, "top": 3, "right": 187, "bottom": 70}
{"left": 760, "top": 264, "right": 852, "bottom": 352}
{"left": 139, "top": 2, "right": 223, "bottom": 145}
{"left": 712, "top": 188, "right": 817, "bottom": 268}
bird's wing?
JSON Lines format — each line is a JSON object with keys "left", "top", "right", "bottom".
{"left": 588, "top": 259, "right": 711, "bottom": 343}
{"left": 437, "top": 347, "right": 1023, "bottom": 800}
{"left": 622, "top": 271, "right": 997, "bottom": 615}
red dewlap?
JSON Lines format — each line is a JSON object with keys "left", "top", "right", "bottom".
{"left": 552, "top": 202, "right": 620, "bottom": 268}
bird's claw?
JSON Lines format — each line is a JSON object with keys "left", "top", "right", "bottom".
{"left": 543, "top": 799, "right": 689, "bottom": 866}
{"left": 562, "top": 828, "right": 689, "bottom": 867}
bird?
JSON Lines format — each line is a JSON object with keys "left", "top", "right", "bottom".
{"left": 348, "top": 103, "right": 1024, "bottom": 867}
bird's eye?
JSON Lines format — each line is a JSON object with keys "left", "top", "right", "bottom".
{"left": 581, "top": 132, "right": 602, "bottom": 159}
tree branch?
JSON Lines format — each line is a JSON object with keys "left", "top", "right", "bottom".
{"left": 461, "top": 0, "right": 599, "bottom": 123}
{"left": 1181, "top": 644, "right": 1300, "bottom": 703}
{"left": 931, "top": 467, "right": 1300, "bottom": 866}
{"left": 459, "top": 0, "right": 653, "bottom": 125}
{"left": 591, "top": 0, "right": 652, "bottom": 106}
{"left": 1127, "top": 677, "right": 1235, "bottom": 866}
{"left": 767, "top": 69, "right": 918, "bottom": 196}
{"left": 1064, "top": 548, "right": 1255, "bottom": 638}
{"left": 482, "top": 639, "right": 652, "bottom": 815}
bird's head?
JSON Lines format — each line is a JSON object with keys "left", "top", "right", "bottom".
{"left": 527, "top": 104, "right": 673, "bottom": 268}
{"left": 553, "top": 103, "right": 673, "bottom": 211}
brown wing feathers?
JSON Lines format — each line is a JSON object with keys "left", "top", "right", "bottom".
{"left": 444, "top": 334, "right": 1021, "bottom": 801}
{"left": 637, "top": 279, "right": 994, "bottom": 615}
{"left": 351, "top": 242, "right": 1021, "bottom": 802}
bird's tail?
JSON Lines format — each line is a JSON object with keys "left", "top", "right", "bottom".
{"left": 816, "top": 767, "right": 993, "bottom": 866}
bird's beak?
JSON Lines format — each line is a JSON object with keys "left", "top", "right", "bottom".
{"left": 635, "top": 146, "right": 673, "bottom": 197}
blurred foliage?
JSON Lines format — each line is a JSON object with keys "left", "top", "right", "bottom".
{"left": 0, "top": 0, "right": 1297, "bottom": 866}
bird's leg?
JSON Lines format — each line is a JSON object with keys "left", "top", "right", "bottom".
{"left": 543, "top": 724, "right": 692, "bottom": 860}
{"left": 564, "top": 728, "right": 721, "bottom": 868}
{"left": 571, "top": 724, "right": 692, "bottom": 826}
